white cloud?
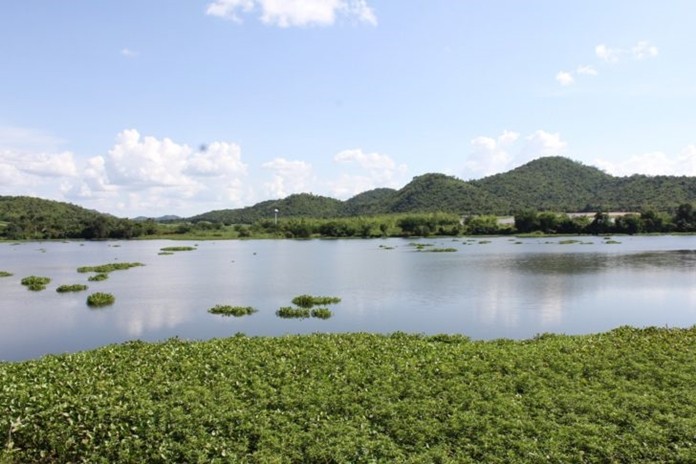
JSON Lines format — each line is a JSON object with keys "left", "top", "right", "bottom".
{"left": 0, "top": 150, "right": 78, "bottom": 178}
{"left": 206, "top": 0, "right": 377, "bottom": 27}
{"left": 331, "top": 148, "right": 407, "bottom": 197}
{"left": 61, "top": 129, "right": 250, "bottom": 216}
{"left": 596, "top": 41, "right": 658, "bottom": 63}
{"left": 595, "top": 44, "right": 620, "bottom": 63}
{"left": 463, "top": 130, "right": 568, "bottom": 179}
{"left": 261, "top": 157, "right": 313, "bottom": 198}
{"left": 0, "top": 125, "right": 65, "bottom": 152}
{"left": 463, "top": 130, "right": 519, "bottom": 178}
{"left": 523, "top": 130, "right": 567, "bottom": 156}
{"left": 576, "top": 65, "right": 598, "bottom": 76}
{"left": 184, "top": 142, "right": 247, "bottom": 177}
{"left": 632, "top": 41, "right": 658, "bottom": 60}
{"left": 555, "top": 71, "right": 575, "bottom": 86}
{"left": 595, "top": 145, "right": 696, "bottom": 176}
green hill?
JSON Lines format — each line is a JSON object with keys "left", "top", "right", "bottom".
{"left": 471, "top": 157, "right": 614, "bottom": 213}
{"left": 385, "top": 173, "right": 506, "bottom": 214}
{"left": 0, "top": 196, "right": 146, "bottom": 240}
{"left": 189, "top": 156, "right": 696, "bottom": 222}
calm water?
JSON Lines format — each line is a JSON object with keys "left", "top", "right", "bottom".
{"left": 1, "top": 236, "right": 695, "bottom": 361}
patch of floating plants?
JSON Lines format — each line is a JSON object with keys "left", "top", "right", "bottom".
{"left": 20, "top": 275, "right": 51, "bottom": 291}
{"left": 604, "top": 240, "right": 622, "bottom": 244}
{"left": 56, "top": 284, "right": 88, "bottom": 293}
{"left": 478, "top": 240, "right": 492, "bottom": 244}
{"left": 292, "top": 294, "right": 342, "bottom": 308}
{"left": 208, "top": 305, "right": 257, "bottom": 317}
{"left": 158, "top": 251, "right": 174, "bottom": 255}
{"left": 277, "top": 294, "right": 342, "bottom": 319}
{"left": 276, "top": 306, "right": 311, "bottom": 319}
{"left": 88, "top": 273, "right": 109, "bottom": 282}
{"left": 423, "top": 247, "right": 458, "bottom": 252}
{"left": 558, "top": 239, "right": 582, "bottom": 245}
{"left": 77, "top": 262, "right": 144, "bottom": 273}
{"left": 86, "top": 292, "right": 115, "bottom": 308}
{"left": 160, "top": 246, "right": 196, "bottom": 252}
{"left": 378, "top": 244, "right": 395, "bottom": 250}
{"left": 0, "top": 271, "right": 13, "bottom": 277}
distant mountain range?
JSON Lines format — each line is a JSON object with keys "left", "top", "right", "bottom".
{"left": 2, "top": 157, "right": 696, "bottom": 234}
{"left": 189, "top": 156, "right": 696, "bottom": 223}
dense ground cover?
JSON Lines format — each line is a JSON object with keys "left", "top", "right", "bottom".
{"left": 1, "top": 327, "right": 695, "bottom": 463}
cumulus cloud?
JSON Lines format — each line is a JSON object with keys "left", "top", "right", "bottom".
{"left": 555, "top": 71, "right": 575, "bottom": 86}
{"left": 595, "top": 145, "right": 696, "bottom": 176}
{"left": 206, "top": 0, "right": 377, "bottom": 27}
{"left": 62, "top": 129, "right": 249, "bottom": 216}
{"left": 595, "top": 44, "right": 621, "bottom": 63}
{"left": 331, "top": 148, "right": 407, "bottom": 197}
{"left": 632, "top": 41, "right": 659, "bottom": 60}
{"left": 261, "top": 157, "right": 313, "bottom": 198}
{"left": 462, "top": 130, "right": 568, "bottom": 179}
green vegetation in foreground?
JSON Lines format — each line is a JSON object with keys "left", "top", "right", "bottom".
{"left": 159, "top": 246, "right": 196, "bottom": 252}
{"left": 291, "top": 294, "right": 342, "bottom": 308}
{"left": 207, "top": 305, "right": 257, "bottom": 317}
{"left": 0, "top": 271, "right": 12, "bottom": 277}
{"left": 19, "top": 275, "right": 51, "bottom": 291}
{"left": 87, "top": 273, "right": 108, "bottom": 282}
{"left": 56, "top": 284, "right": 88, "bottom": 293}
{"left": 77, "top": 262, "right": 144, "bottom": 273}
{"left": 424, "top": 247, "right": 458, "bottom": 252}
{"left": 86, "top": 292, "right": 115, "bottom": 307}
{"left": 276, "top": 306, "right": 310, "bottom": 318}
{"left": 1, "top": 327, "right": 695, "bottom": 462}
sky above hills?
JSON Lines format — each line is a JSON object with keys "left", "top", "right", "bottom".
{"left": 2, "top": 1, "right": 696, "bottom": 217}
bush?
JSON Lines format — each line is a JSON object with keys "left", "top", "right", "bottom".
{"left": 20, "top": 275, "right": 51, "bottom": 291}
{"left": 86, "top": 292, "right": 115, "bottom": 307}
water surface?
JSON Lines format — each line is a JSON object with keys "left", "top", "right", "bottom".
{"left": 1, "top": 236, "right": 694, "bottom": 361}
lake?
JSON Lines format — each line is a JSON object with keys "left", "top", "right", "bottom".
{"left": 1, "top": 236, "right": 695, "bottom": 361}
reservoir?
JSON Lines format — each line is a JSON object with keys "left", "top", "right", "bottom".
{"left": 1, "top": 235, "right": 695, "bottom": 361}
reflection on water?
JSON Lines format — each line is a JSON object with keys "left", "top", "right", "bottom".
{"left": 1, "top": 236, "right": 695, "bottom": 361}
{"left": 511, "top": 249, "right": 696, "bottom": 275}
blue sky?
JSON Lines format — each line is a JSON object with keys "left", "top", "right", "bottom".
{"left": 2, "top": 1, "right": 695, "bottom": 217}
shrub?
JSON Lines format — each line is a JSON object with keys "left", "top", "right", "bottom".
{"left": 56, "top": 284, "right": 88, "bottom": 293}
{"left": 20, "top": 275, "right": 51, "bottom": 291}
{"left": 208, "top": 305, "right": 257, "bottom": 317}
{"left": 86, "top": 292, "right": 115, "bottom": 307}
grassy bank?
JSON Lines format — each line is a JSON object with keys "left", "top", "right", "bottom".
{"left": 1, "top": 327, "right": 695, "bottom": 462}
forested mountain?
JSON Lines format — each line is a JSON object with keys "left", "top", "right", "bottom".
{"left": 191, "top": 156, "right": 696, "bottom": 223}
{"left": 471, "top": 157, "right": 613, "bottom": 212}
{"left": 189, "top": 193, "right": 344, "bottom": 224}
{"left": 0, "top": 196, "right": 155, "bottom": 240}
{"left": 384, "top": 173, "right": 506, "bottom": 214}
{"left": 4, "top": 157, "right": 696, "bottom": 237}
{"left": 342, "top": 188, "right": 397, "bottom": 216}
